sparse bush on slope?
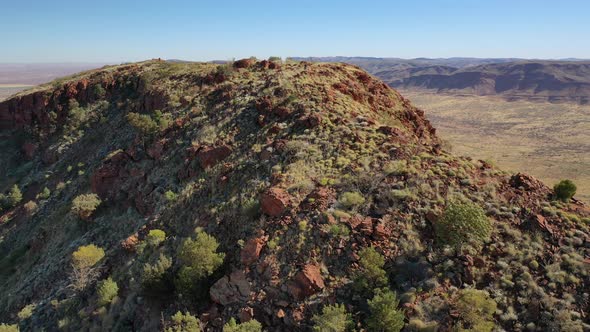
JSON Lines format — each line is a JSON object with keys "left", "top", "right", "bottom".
{"left": 223, "top": 318, "right": 262, "bottom": 332}
{"left": 366, "top": 288, "right": 405, "bottom": 332}
{"left": 165, "top": 311, "right": 200, "bottom": 332}
{"left": 96, "top": 277, "right": 118, "bottom": 306}
{"left": 554, "top": 179, "right": 577, "bottom": 202}
{"left": 312, "top": 304, "right": 353, "bottom": 332}
{"left": 142, "top": 254, "right": 173, "bottom": 295}
{"left": 175, "top": 229, "right": 225, "bottom": 296}
{"left": 454, "top": 289, "right": 497, "bottom": 332}
{"left": 355, "top": 247, "right": 389, "bottom": 293}
{"left": 435, "top": 201, "right": 492, "bottom": 247}
{"left": 71, "top": 194, "right": 101, "bottom": 220}
{"left": 3, "top": 185, "right": 23, "bottom": 209}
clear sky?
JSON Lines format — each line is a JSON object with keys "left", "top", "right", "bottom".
{"left": 1, "top": 0, "right": 589, "bottom": 63}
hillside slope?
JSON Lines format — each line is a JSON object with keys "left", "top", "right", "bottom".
{"left": 0, "top": 60, "right": 588, "bottom": 331}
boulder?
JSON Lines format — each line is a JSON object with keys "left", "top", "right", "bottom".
{"left": 287, "top": 264, "right": 325, "bottom": 300}
{"left": 197, "top": 145, "right": 232, "bottom": 169}
{"left": 260, "top": 188, "right": 291, "bottom": 217}
{"left": 22, "top": 142, "right": 38, "bottom": 160}
{"left": 210, "top": 270, "right": 251, "bottom": 306}
{"left": 241, "top": 236, "right": 266, "bottom": 265}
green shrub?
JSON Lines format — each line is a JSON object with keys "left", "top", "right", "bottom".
{"left": 127, "top": 112, "right": 158, "bottom": 135}
{"left": 312, "top": 304, "right": 353, "bottom": 332}
{"left": 17, "top": 303, "right": 36, "bottom": 320}
{"left": 435, "top": 201, "right": 491, "bottom": 247}
{"left": 0, "top": 324, "right": 19, "bottom": 332}
{"left": 406, "top": 319, "right": 438, "bottom": 332}
{"left": 223, "top": 318, "right": 262, "bottom": 332}
{"left": 329, "top": 224, "right": 350, "bottom": 238}
{"left": 71, "top": 194, "right": 101, "bottom": 220}
{"left": 72, "top": 244, "right": 105, "bottom": 271}
{"left": 554, "top": 180, "right": 577, "bottom": 202}
{"left": 37, "top": 187, "right": 51, "bottom": 200}
{"left": 142, "top": 254, "right": 173, "bottom": 294}
{"left": 366, "top": 288, "right": 405, "bottom": 332}
{"left": 6, "top": 185, "right": 22, "bottom": 208}
{"left": 454, "top": 289, "right": 497, "bottom": 332}
{"left": 146, "top": 229, "right": 166, "bottom": 247}
{"left": 164, "top": 190, "right": 178, "bottom": 202}
{"left": 339, "top": 191, "right": 365, "bottom": 209}
{"left": 23, "top": 201, "right": 38, "bottom": 215}
{"left": 127, "top": 111, "right": 172, "bottom": 136}
{"left": 175, "top": 229, "right": 225, "bottom": 295}
{"left": 166, "top": 311, "right": 201, "bottom": 332}
{"left": 355, "top": 247, "right": 389, "bottom": 292}
{"left": 96, "top": 277, "right": 118, "bottom": 306}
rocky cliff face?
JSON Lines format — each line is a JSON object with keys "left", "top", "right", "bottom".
{"left": 0, "top": 59, "right": 588, "bottom": 331}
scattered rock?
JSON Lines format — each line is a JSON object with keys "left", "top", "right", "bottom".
{"left": 373, "top": 223, "right": 390, "bottom": 240}
{"left": 121, "top": 234, "right": 139, "bottom": 252}
{"left": 147, "top": 138, "right": 168, "bottom": 160}
{"left": 239, "top": 307, "right": 254, "bottom": 323}
{"left": 530, "top": 214, "right": 554, "bottom": 235}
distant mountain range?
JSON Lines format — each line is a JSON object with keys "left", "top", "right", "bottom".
{"left": 291, "top": 57, "right": 590, "bottom": 103}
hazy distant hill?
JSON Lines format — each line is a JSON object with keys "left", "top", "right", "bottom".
{"left": 293, "top": 57, "right": 590, "bottom": 103}
{"left": 0, "top": 63, "right": 109, "bottom": 85}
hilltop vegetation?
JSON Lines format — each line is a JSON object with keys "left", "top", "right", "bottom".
{"left": 0, "top": 59, "right": 588, "bottom": 331}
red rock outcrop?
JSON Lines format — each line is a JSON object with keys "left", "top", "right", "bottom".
{"left": 234, "top": 58, "right": 256, "bottom": 69}
{"left": 91, "top": 151, "right": 132, "bottom": 198}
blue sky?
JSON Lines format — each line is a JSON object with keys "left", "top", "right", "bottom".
{"left": 1, "top": 0, "right": 589, "bottom": 62}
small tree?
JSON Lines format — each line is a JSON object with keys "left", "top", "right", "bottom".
{"left": 355, "top": 247, "right": 389, "bottom": 293}
{"left": 71, "top": 194, "right": 102, "bottom": 220}
{"left": 97, "top": 277, "right": 118, "bottom": 306}
{"left": 554, "top": 180, "right": 577, "bottom": 202}
{"left": 435, "top": 201, "right": 491, "bottom": 247}
{"left": 142, "top": 254, "right": 173, "bottom": 295}
{"left": 366, "top": 288, "right": 405, "bottom": 332}
{"left": 166, "top": 311, "right": 201, "bottom": 332}
{"left": 175, "top": 229, "right": 225, "bottom": 296}
{"left": 71, "top": 244, "right": 105, "bottom": 289}
{"left": 312, "top": 304, "right": 353, "bottom": 332}
{"left": 223, "top": 318, "right": 262, "bottom": 332}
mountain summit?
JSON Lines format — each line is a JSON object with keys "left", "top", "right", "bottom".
{"left": 0, "top": 59, "right": 588, "bottom": 331}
